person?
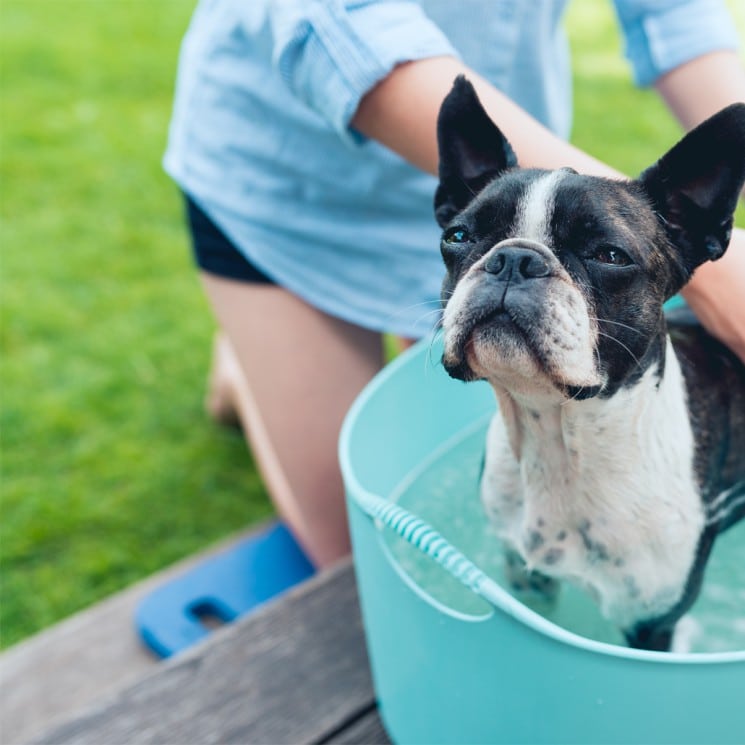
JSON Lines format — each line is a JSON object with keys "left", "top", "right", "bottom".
{"left": 164, "top": 0, "right": 745, "bottom": 569}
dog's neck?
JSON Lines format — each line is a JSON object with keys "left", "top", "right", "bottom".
{"left": 484, "top": 337, "right": 705, "bottom": 628}
{"left": 492, "top": 338, "right": 691, "bottom": 484}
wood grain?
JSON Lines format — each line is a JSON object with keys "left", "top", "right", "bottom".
{"left": 34, "top": 562, "right": 385, "bottom": 745}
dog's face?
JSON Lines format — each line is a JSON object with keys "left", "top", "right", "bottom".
{"left": 436, "top": 78, "right": 745, "bottom": 400}
{"left": 439, "top": 168, "right": 671, "bottom": 399}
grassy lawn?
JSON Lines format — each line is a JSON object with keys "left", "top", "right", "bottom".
{"left": 1, "top": 1, "right": 743, "bottom": 649}
{"left": 0, "top": 0, "right": 273, "bottom": 648}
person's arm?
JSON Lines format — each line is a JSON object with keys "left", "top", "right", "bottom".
{"left": 352, "top": 55, "right": 619, "bottom": 178}
{"left": 654, "top": 49, "right": 745, "bottom": 203}
{"left": 352, "top": 53, "right": 745, "bottom": 363}
{"left": 652, "top": 49, "right": 745, "bottom": 363}
{"left": 654, "top": 50, "right": 745, "bottom": 131}
{"left": 681, "top": 234, "right": 745, "bottom": 362}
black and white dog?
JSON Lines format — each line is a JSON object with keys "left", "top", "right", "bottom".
{"left": 435, "top": 77, "right": 745, "bottom": 652}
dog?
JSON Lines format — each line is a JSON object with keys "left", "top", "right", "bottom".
{"left": 435, "top": 76, "right": 745, "bottom": 652}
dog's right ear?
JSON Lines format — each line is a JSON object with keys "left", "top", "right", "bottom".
{"left": 434, "top": 76, "right": 517, "bottom": 227}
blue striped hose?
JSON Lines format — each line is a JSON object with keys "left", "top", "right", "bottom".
{"left": 355, "top": 490, "right": 506, "bottom": 609}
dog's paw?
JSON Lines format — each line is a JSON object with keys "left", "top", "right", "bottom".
{"left": 503, "top": 549, "right": 560, "bottom": 607}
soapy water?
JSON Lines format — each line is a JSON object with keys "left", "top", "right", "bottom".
{"left": 383, "top": 419, "right": 745, "bottom": 653}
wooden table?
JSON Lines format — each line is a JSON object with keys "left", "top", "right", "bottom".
{"left": 35, "top": 561, "right": 391, "bottom": 744}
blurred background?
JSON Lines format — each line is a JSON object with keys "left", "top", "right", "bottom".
{"left": 1, "top": 0, "right": 743, "bottom": 650}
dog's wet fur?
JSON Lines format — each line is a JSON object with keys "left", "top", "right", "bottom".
{"left": 435, "top": 77, "right": 745, "bottom": 651}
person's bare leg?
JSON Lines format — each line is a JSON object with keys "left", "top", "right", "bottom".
{"left": 200, "top": 272, "right": 385, "bottom": 568}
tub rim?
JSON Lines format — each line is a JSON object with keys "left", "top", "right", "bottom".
{"left": 339, "top": 338, "right": 745, "bottom": 667}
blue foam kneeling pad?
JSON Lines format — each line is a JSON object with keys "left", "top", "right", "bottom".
{"left": 135, "top": 522, "right": 315, "bottom": 658}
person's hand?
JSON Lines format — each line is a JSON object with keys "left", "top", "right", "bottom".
{"left": 681, "top": 226, "right": 745, "bottom": 364}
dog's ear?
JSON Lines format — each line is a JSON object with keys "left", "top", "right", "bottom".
{"left": 434, "top": 76, "right": 517, "bottom": 227}
{"left": 639, "top": 103, "right": 745, "bottom": 283}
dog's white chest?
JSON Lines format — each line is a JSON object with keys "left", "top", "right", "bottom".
{"left": 481, "top": 347, "right": 705, "bottom": 629}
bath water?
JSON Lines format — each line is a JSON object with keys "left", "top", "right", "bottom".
{"left": 383, "top": 418, "right": 745, "bottom": 653}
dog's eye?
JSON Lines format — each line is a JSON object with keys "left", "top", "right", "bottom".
{"left": 443, "top": 227, "right": 470, "bottom": 244}
{"left": 591, "top": 245, "right": 632, "bottom": 267}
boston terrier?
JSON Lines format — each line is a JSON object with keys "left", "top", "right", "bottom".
{"left": 435, "top": 76, "right": 745, "bottom": 652}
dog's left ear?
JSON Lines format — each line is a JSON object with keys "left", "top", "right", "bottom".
{"left": 434, "top": 76, "right": 518, "bottom": 227}
{"left": 639, "top": 103, "right": 745, "bottom": 281}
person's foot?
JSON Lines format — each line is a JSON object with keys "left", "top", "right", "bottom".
{"left": 204, "top": 332, "right": 242, "bottom": 428}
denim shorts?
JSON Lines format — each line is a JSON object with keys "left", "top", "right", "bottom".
{"left": 185, "top": 195, "right": 274, "bottom": 284}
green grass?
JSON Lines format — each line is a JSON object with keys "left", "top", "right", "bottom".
{"left": 568, "top": 1, "right": 675, "bottom": 174}
{"left": 1, "top": 0, "right": 743, "bottom": 649}
{"left": 568, "top": 1, "right": 745, "bottom": 180}
{"left": 0, "top": 0, "right": 273, "bottom": 648}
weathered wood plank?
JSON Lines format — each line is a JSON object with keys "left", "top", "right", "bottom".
{"left": 0, "top": 523, "right": 277, "bottom": 745}
{"left": 34, "top": 561, "right": 383, "bottom": 745}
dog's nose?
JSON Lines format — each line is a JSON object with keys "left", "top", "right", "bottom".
{"left": 483, "top": 246, "right": 552, "bottom": 280}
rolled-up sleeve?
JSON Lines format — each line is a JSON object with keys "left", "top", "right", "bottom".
{"left": 612, "top": 0, "right": 741, "bottom": 87}
{"left": 268, "top": 0, "right": 459, "bottom": 142}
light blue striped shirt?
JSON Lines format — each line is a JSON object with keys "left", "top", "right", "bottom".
{"left": 164, "top": 0, "right": 739, "bottom": 337}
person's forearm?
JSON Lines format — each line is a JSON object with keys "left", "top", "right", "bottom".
{"left": 352, "top": 56, "right": 620, "bottom": 178}
{"left": 655, "top": 49, "right": 745, "bottom": 363}
{"left": 656, "top": 50, "right": 745, "bottom": 203}
{"left": 654, "top": 50, "right": 745, "bottom": 131}
{"left": 681, "top": 227, "right": 745, "bottom": 362}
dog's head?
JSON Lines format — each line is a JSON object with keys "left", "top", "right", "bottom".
{"left": 436, "top": 77, "right": 745, "bottom": 400}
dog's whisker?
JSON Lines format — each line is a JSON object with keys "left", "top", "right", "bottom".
{"left": 413, "top": 304, "right": 445, "bottom": 317}
{"left": 596, "top": 330, "right": 642, "bottom": 370}
{"left": 560, "top": 382, "right": 588, "bottom": 406}
{"left": 413, "top": 308, "right": 445, "bottom": 326}
{"left": 425, "top": 327, "right": 445, "bottom": 372}
{"left": 589, "top": 316, "right": 644, "bottom": 335}
{"left": 385, "top": 300, "right": 442, "bottom": 320}
{"left": 386, "top": 300, "right": 442, "bottom": 320}
{"left": 383, "top": 301, "right": 443, "bottom": 340}
{"left": 458, "top": 175, "right": 478, "bottom": 198}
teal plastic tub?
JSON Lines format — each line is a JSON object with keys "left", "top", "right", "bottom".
{"left": 340, "top": 336, "right": 745, "bottom": 745}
